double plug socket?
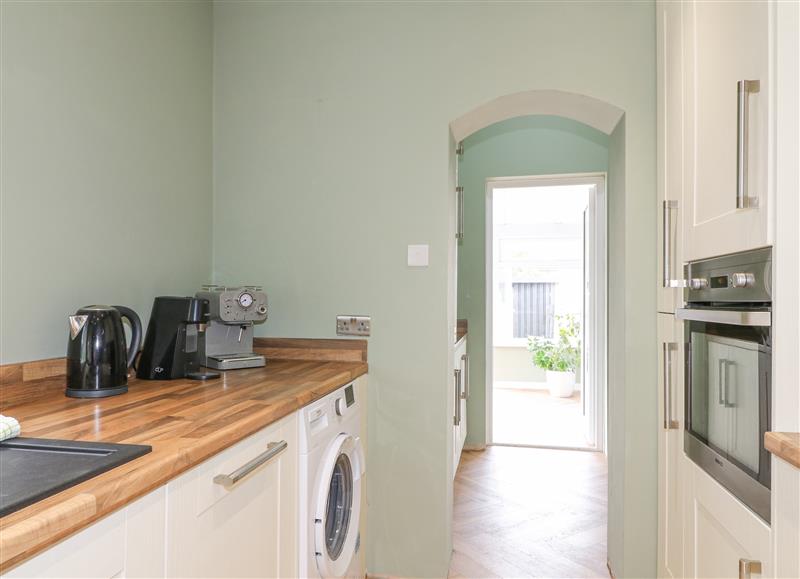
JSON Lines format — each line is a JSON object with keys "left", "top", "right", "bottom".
{"left": 336, "top": 315, "right": 371, "bottom": 337}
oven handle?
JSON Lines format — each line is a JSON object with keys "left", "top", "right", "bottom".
{"left": 676, "top": 308, "right": 771, "bottom": 327}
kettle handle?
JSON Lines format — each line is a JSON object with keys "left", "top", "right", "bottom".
{"left": 113, "top": 306, "right": 142, "bottom": 368}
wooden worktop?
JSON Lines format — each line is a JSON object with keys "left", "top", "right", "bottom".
{"left": 765, "top": 432, "right": 800, "bottom": 470}
{"left": 455, "top": 319, "right": 468, "bottom": 345}
{"left": 0, "top": 338, "right": 367, "bottom": 571}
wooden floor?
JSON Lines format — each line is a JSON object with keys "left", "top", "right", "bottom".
{"left": 449, "top": 446, "right": 608, "bottom": 579}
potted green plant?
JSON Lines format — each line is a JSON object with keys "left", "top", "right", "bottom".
{"left": 527, "top": 314, "right": 581, "bottom": 397}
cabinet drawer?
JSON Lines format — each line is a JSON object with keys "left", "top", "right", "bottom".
{"left": 165, "top": 413, "right": 298, "bottom": 579}
{"left": 186, "top": 417, "right": 292, "bottom": 516}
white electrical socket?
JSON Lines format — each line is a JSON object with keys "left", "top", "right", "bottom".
{"left": 337, "top": 315, "right": 371, "bottom": 336}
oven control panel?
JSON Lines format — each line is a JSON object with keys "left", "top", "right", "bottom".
{"left": 685, "top": 248, "right": 771, "bottom": 304}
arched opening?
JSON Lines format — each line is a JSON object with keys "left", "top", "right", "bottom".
{"left": 447, "top": 90, "right": 627, "bottom": 578}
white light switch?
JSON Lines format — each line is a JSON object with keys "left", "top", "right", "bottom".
{"left": 407, "top": 244, "right": 429, "bottom": 267}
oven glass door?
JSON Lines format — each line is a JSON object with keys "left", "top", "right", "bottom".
{"left": 686, "top": 318, "right": 771, "bottom": 487}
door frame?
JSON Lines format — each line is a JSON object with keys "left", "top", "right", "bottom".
{"left": 485, "top": 172, "right": 608, "bottom": 451}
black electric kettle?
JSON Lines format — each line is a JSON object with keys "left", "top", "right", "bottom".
{"left": 66, "top": 305, "right": 142, "bottom": 398}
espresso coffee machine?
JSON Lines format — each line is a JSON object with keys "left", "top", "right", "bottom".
{"left": 195, "top": 285, "right": 268, "bottom": 370}
{"left": 136, "top": 296, "right": 220, "bottom": 381}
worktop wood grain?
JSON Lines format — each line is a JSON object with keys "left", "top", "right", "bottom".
{"left": 455, "top": 319, "right": 468, "bottom": 345}
{"left": 765, "top": 432, "right": 800, "bottom": 470}
{"left": 0, "top": 356, "right": 367, "bottom": 571}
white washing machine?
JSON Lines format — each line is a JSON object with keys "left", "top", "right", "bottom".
{"left": 298, "top": 382, "right": 365, "bottom": 579}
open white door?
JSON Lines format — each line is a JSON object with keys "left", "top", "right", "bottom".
{"left": 582, "top": 197, "right": 597, "bottom": 448}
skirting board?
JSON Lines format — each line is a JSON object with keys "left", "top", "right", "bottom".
{"left": 463, "top": 443, "right": 487, "bottom": 451}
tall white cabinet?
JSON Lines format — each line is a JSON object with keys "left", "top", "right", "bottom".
{"left": 682, "top": 0, "right": 773, "bottom": 261}
{"left": 658, "top": 1, "right": 779, "bottom": 578}
{"left": 657, "top": 3, "right": 687, "bottom": 576}
{"left": 657, "top": 0, "right": 685, "bottom": 312}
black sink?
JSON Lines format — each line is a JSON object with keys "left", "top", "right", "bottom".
{"left": 0, "top": 438, "right": 151, "bottom": 517}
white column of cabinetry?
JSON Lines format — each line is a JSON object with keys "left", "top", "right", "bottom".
{"left": 682, "top": 0, "right": 773, "bottom": 261}
{"left": 657, "top": 313, "right": 684, "bottom": 579}
{"left": 657, "top": 4, "right": 686, "bottom": 576}
{"left": 657, "top": 0, "right": 684, "bottom": 313}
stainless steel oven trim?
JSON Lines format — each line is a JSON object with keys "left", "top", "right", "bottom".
{"left": 684, "top": 432, "right": 771, "bottom": 523}
{"left": 676, "top": 308, "right": 771, "bottom": 326}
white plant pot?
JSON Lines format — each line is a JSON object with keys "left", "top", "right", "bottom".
{"left": 545, "top": 370, "right": 576, "bottom": 398}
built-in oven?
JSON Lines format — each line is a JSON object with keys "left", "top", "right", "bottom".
{"left": 677, "top": 247, "right": 772, "bottom": 523}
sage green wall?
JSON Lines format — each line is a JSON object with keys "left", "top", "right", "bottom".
{"left": 213, "top": 2, "right": 656, "bottom": 578}
{"left": 0, "top": 1, "right": 213, "bottom": 364}
{"left": 456, "top": 115, "right": 609, "bottom": 447}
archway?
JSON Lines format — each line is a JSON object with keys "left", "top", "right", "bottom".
{"left": 450, "top": 89, "right": 625, "bottom": 141}
{"left": 447, "top": 89, "right": 628, "bottom": 577}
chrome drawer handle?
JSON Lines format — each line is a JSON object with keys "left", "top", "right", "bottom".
{"left": 739, "top": 558, "right": 762, "bottom": 579}
{"left": 213, "top": 440, "right": 288, "bottom": 488}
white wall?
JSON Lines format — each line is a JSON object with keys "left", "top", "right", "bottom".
{"left": 212, "top": 3, "right": 656, "bottom": 577}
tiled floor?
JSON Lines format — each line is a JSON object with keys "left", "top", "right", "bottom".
{"left": 492, "top": 386, "right": 590, "bottom": 448}
{"left": 449, "top": 445, "right": 608, "bottom": 579}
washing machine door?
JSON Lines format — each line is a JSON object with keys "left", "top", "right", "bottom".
{"left": 314, "top": 433, "right": 364, "bottom": 578}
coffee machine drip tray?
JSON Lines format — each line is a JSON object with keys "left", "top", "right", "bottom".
{"left": 205, "top": 353, "right": 266, "bottom": 370}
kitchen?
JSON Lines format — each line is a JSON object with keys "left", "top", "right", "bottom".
{"left": 0, "top": 1, "right": 798, "bottom": 579}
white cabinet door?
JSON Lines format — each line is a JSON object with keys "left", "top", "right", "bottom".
{"left": 683, "top": 0, "right": 773, "bottom": 261}
{"left": 3, "top": 488, "right": 168, "bottom": 579}
{"left": 458, "top": 340, "right": 468, "bottom": 454}
{"left": 684, "top": 461, "right": 771, "bottom": 579}
{"left": 452, "top": 337, "right": 468, "bottom": 476}
{"left": 658, "top": 313, "right": 684, "bottom": 579}
{"left": 165, "top": 413, "right": 298, "bottom": 579}
{"left": 3, "top": 511, "right": 126, "bottom": 579}
{"left": 657, "top": 0, "right": 685, "bottom": 312}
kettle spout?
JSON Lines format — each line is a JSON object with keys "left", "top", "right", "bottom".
{"left": 69, "top": 315, "right": 88, "bottom": 339}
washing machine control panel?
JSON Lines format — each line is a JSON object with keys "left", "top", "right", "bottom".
{"left": 335, "top": 384, "right": 356, "bottom": 417}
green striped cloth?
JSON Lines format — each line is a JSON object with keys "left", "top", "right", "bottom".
{"left": 0, "top": 415, "right": 20, "bottom": 442}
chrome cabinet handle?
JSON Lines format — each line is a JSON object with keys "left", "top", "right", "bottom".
{"left": 454, "top": 368, "right": 462, "bottom": 426}
{"left": 460, "top": 353, "right": 469, "bottom": 400}
{"left": 662, "top": 200, "right": 678, "bottom": 287}
{"left": 737, "top": 80, "right": 760, "bottom": 209}
{"left": 213, "top": 440, "right": 288, "bottom": 488}
{"left": 456, "top": 186, "right": 465, "bottom": 240}
{"left": 739, "top": 558, "right": 762, "bottom": 579}
{"left": 663, "top": 342, "right": 679, "bottom": 429}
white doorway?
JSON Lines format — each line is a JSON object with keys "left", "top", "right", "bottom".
{"left": 485, "top": 173, "right": 607, "bottom": 451}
